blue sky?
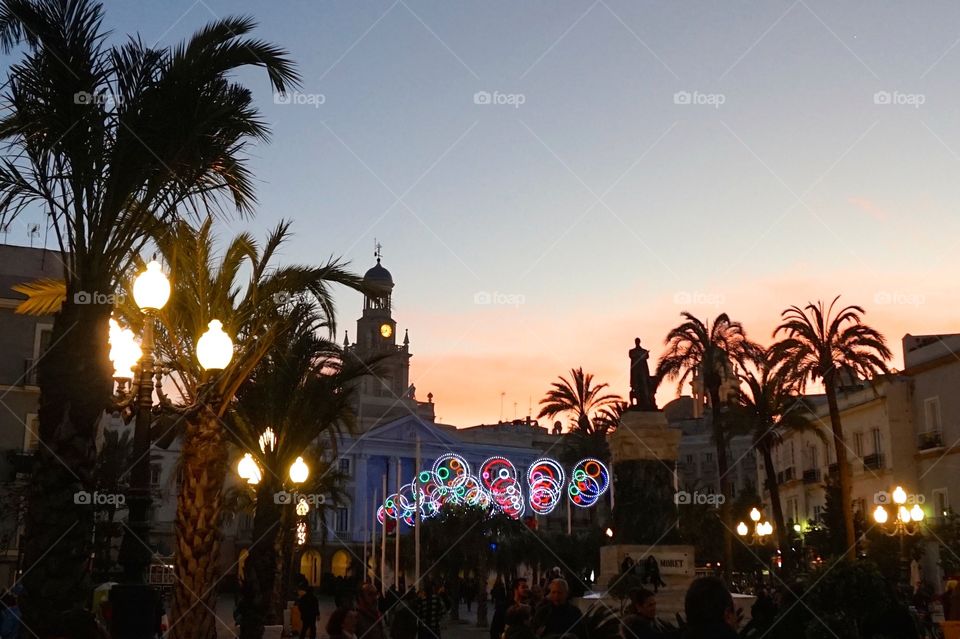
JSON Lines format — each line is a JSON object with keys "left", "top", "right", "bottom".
{"left": 9, "top": 0, "right": 960, "bottom": 424}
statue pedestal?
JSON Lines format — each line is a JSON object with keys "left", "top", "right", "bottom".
{"left": 594, "top": 410, "right": 692, "bottom": 620}
{"left": 610, "top": 410, "right": 681, "bottom": 462}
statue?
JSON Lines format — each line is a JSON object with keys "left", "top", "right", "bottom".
{"left": 629, "top": 338, "right": 659, "bottom": 411}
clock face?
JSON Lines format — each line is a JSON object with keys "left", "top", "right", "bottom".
{"left": 380, "top": 323, "right": 393, "bottom": 338}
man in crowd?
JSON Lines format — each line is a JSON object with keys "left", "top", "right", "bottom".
{"left": 357, "top": 583, "right": 386, "bottom": 639}
{"left": 682, "top": 577, "right": 738, "bottom": 639}
{"left": 621, "top": 588, "right": 665, "bottom": 639}
{"left": 491, "top": 578, "right": 531, "bottom": 639}
{"left": 534, "top": 579, "right": 582, "bottom": 639}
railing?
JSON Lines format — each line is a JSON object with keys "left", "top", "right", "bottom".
{"left": 917, "top": 431, "right": 944, "bottom": 451}
{"left": 862, "top": 453, "right": 884, "bottom": 470}
{"left": 802, "top": 468, "right": 821, "bottom": 484}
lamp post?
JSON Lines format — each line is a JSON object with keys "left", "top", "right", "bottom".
{"left": 737, "top": 507, "right": 774, "bottom": 546}
{"left": 872, "top": 485, "right": 924, "bottom": 593}
{"left": 110, "top": 261, "right": 234, "bottom": 638}
{"left": 111, "top": 260, "right": 170, "bottom": 639}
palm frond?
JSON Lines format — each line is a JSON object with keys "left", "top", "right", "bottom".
{"left": 12, "top": 278, "right": 66, "bottom": 315}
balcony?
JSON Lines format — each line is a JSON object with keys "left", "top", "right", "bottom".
{"left": 6, "top": 448, "right": 36, "bottom": 477}
{"left": 777, "top": 467, "right": 796, "bottom": 484}
{"left": 918, "top": 431, "right": 944, "bottom": 451}
{"left": 862, "top": 453, "right": 884, "bottom": 471}
{"left": 802, "top": 468, "right": 821, "bottom": 484}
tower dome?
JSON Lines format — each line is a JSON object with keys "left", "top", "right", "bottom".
{"left": 363, "top": 258, "right": 394, "bottom": 289}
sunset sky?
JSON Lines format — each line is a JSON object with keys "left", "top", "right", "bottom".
{"left": 10, "top": 0, "right": 960, "bottom": 426}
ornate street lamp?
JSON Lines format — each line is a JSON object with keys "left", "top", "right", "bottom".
{"left": 737, "top": 507, "right": 773, "bottom": 545}
{"left": 110, "top": 260, "right": 169, "bottom": 639}
{"left": 872, "top": 484, "right": 924, "bottom": 591}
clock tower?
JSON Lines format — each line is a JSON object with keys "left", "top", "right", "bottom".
{"left": 345, "top": 249, "right": 435, "bottom": 430}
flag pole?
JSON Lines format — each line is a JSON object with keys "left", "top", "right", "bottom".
{"left": 415, "top": 436, "right": 421, "bottom": 588}
{"left": 381, "top": 472, "right": 387, "bottom": 594}
{"left": 395, "top": 457, "right": 401, "bottom": 590}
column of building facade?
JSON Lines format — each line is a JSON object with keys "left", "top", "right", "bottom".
{"left": 356, "top": 453, "right": 370, "bottom": 544}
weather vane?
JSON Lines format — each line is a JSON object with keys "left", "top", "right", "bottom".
{"left": 374, "top": 238, "right": 382, "bottom": 262}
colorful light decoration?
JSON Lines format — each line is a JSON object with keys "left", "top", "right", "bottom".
{"left": 528, "top": 458, "right": 565, "bottom": 515}
{"left": 568, "top": 458, "right": 610, "bottom": 508}
{"left": 378, "top": 455, "right": 608, "bottom": 524}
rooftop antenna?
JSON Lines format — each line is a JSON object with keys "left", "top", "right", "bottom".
{"left": 0, "top": 223, "right": 9, "bottom": 244}
{"left": 499, "top": 392, "right": 505, "bottom": 422}
{"left": 27, "top": 224, "right": 40, "bottom": 247}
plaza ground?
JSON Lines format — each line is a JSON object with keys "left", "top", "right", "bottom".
{"left": 213, "top": 595, "right": 494, "bottom": 639}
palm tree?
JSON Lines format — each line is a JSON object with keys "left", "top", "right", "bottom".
{"left": 139, "top": 218, "right": 363, "bottom": 639}
{"left": 0, "top": 0, "right": 298, "bottom": 626}
{"left": 229, "top": 309, "right": 367, "bottom": 639}
{"left": 537, "top": 368, "right": 622, "bottom": 433}
{"left": 770, "top": 297, "right": 891, "bottom": 559}
{"left": 730, "top": 347, "right": 819, "bottom": 569}
{"left": 656, "top": 312, "right": 754, "bottom": 574}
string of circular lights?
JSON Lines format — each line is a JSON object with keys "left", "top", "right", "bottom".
{"left": 378, "top": 455, "right": 608, "bottom": 524}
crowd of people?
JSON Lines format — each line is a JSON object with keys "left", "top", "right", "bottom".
{"left": 268, "top": 570, "right": 746, "bottom": 639}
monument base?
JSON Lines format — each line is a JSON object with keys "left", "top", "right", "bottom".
{"left": 597, "top": 544, "right": 694, "bottom": 620}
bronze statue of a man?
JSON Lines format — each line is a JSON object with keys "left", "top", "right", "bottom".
{"left": 629, "top": 338, "right": 658, "bottom": 411}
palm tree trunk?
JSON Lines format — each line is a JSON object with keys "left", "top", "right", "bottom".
{"left": 824, "top": 377, "right": 856, "bottom": 559}
{"left": 21, "top": 299, "right": 112, "bottom": 636}
{"left": 239, "top": 477, "right": 282, "bottom": 639}
{"left": 275, "top": 497, "right": 297, "bottom": 621}
{"left": 760, "top": 443, "right": 790, "bottom": 574}
{"left": 709, "top": 386, "right": 734, "bottom": 577}
{"left": 170, "top": 408, "right": 228, "bottom": 639}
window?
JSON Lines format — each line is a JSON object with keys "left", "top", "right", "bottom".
{"left": 787, "top": 498, "right": 798, "bottom": 524}
{"left": 685, "top": 454, "right": 694, "bottom": 465}
{"left": 150, "top": 464, "right": 162, "bottom": 486}
{"left": 239, "top": 513, "right": 253, "bottom": 532}
{"left": 853, "top": 432, "right": 864, "bottom": 457}
{"left": 871, "top": 428, "right": 883, "bottom": 455}
{"left": 23, "top": 413, "right": 39, "bottom": 450}
{"left": 339, "top": 457, "right": 351, "bottom": 477}
{"left": 34, "top": 324, "right": 53, "bottom": 360}
{"left": 813, "top": 505, "right": 822, "bottom": 522}
{"left": 807, "top": 444, "right": 819, "bottom": 470}
{"left": 934, "top": 488, "right": 949, "bottom": 522}
{"left": 334, "top": 508, "right": 349, "bottom": 533}
{"left": 703, "top": 452, "right": 713, "bottom": 464}
{"left": 925, "top": 397, "right": 942, "bottom": 432}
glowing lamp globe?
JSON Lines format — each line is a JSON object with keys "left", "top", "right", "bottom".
{"left": 108, "top": 319, "right": 141, "bottom": 379}
{"left": 197, "top": 320, "right": 233, "bottom": 370}
{"left": 133, "top": 261, "right": 171, "bottom": 311}
{"left": 736, "top": 522, "right": 749, "bottom": 536}
{"left": 604, "top": 528, "right": 614, "bottom": 538}
{"left": 749, "top": 507, "right": 761, "bottom": 522}
{"left": 892, "top": 486, "right": 907, "bottom": 505}
{"left": 911, "top": 504, "right": 924, "bottom": 522}
{"left": 237, "top": 453, "right": 261, "bottom": 485}
{"left": 793, "top": 523, "right": 802, "bottom": 533}
{"left": 898, "top": 506, "right": 911, "bottom": 523}
{"left": 289, "top": 456, "right": 309, "bottom": 484}
{"left": 872, "top": 505, "right": 888, "bottom": 524}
